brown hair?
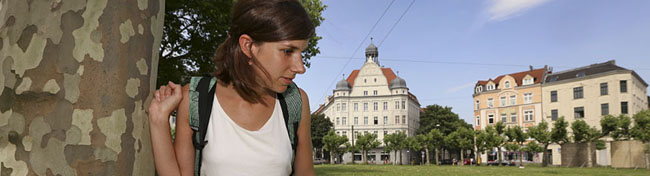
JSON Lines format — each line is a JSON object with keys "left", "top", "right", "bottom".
{"left": 213, "top": 0, "right": 315, "bottom": 104}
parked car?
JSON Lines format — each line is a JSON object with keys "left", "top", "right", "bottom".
{"left": 487, "top": 160, "right": 515, "bottom": 166}
{"left": 463, "top": 158, "right": 477, "bottom": 165}
{"left": 313, "top": 158, "right": 327, "bottom": 165}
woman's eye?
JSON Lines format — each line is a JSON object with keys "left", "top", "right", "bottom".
{"left": 283, "top": 49, "right": 294, "bottom": 55}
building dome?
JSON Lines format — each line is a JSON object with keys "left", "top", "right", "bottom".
{"left": 390, "top": 76, "right": 407, "bottom": 89}
{"left": 335, "top": 79, "right": 351, "bottom": 91}
{"left": 365, "top": 41, "right": 378, "bottom": 60}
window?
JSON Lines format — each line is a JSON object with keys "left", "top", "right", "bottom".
{"left": 373, "top": 90, "right": 378, "bottom": 95}
{"left": 523, "top": 78, "right": 533, "bottom": 85}
{"left": 337, "top": 131, "right": 340, "bottom": 135}
{"left": 487, "top": 84, "right": 494, "bottom": 91}
{"left": 600, "top": 83, "right": 608, "bottom": 96}
{"left": 551, "top": 91, "right": 558, "bottom": 102}
{"left": 475, "top": 100, "right": 480, "bottom": 110}
{"left": 364, "top": 103, "right": 368, "bottom": 111}
{"left": 551, "top": 109, "right": 558, "bottom": 121}
{"left": 621, "top": 101, "right": 628, "bottom": 114}
{"left": 576, "top": 71, "right": 585, "bottom": 77}
{"left": 364, "top": 79, "right": 367, "bottom": 83}
{"left": 601, "top": 103, "right": 609, "bottom": 116}
{"left": 402, "top": 101, "right": 406, "bottom": 109}
{"left": 500, "top": 97, "right": 506, "bottom": 107}
{"left": 505, "top": 81, "right": 511, "bottom": 89}
{"left": 364, "top": 91, "right": 368, "bottom": 96}
{"left": 395, "top": 101, "right": 399, "bottom": 109}
{"left": 343, "top": 131, "right": 347, "bottom": 136}
{"left": 354, "top": 117, "right": 358, "bottom": 125}
{"left": 383, "top": 116, "right": 388, "bottom": 124}
{"left": 384, "top": 131, "right": 388, "bottom": 136}
{"left": 574, "top": 107, "right": 584, "bottom": 118}
{"left": 374, "top": 131, "right": 378, "bottom": 135}
{"left": 374, "top": 78, "right": 377, "bottom": 82}
{"left": 364, "top": 117, "right": 368, "bottom": 125}
{"left": 510, "top": 95, "right": 516, "bottom": 105}
{"left": 383, "top": 102, "right": 388, "bottom": 110}
{"left": 336, "top": 117, "right": 340, "bottom": 125}
{"left": 374, "top": 117, "right": 378, "bottom": 125}
{"left": 342, "top": 117, "right": 347, "bottom": 125}
{"left": 524, "top": 110, "right": 533, "bottom": 121}
{"left": 488, "top": 98, "right": 494, "bottom": 108}
{"left": 511, "top": 113, "right": 517, "bottom": 123}
{"left": 354, "top": 103, "right": 358, "bottom": 112}
{"left": 573, "top": 87, "right": 583, "bottom": 99}
{"left": 373, "top": 102, "right": 378, "bottom": 111}
{"left": 501, "top": 113, "right": 507, "bottom": 123}
{"left": 524, "top": 93, "right": 532, "bottom": 104}
{"left": 476, "top": 116, "right": 480, "bottom": 126}
{"left": 395, "top": 116, "right": 399, "bottom": 124}
{"left": 336, "top": 103, "right": 340, "bottom": 111}
{"left": 620, "top": 80, "right": 627, "bottom": 93}
{"left": 488, "top": 114, "right": 494, "bottom": 124}
{"left": 476, "top": 86, "right": 482, "bottom": 93}
{"left": 342, "top": 103, "right": 347, "bottom": 112}
{"left": 402, "top": 115, "right": 406, "bottom": 124}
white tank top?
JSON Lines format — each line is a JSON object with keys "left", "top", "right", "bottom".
{"left": 200, "top": 94, "right": 292, "bottom": 176}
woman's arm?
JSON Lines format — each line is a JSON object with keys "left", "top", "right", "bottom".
{"left": 293, "top": 88, "right": 315, "bottom": 176}
{"left": 148, "top": 82, "right": 194, "bottom": 176}
{"left": 174, "top": 85, "right": 196, "bottom": 175}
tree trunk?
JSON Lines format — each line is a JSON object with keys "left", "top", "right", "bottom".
{"left": 587, "top": 142, "right": 593, "bottom": 168}
{"left": 645, "top": 152, "right": 649, "bottom": 170}
{"left": 435, "top": 148, "right": 439, "bottom": 165}
{"left": 519, "top": 150, "right": 523, "bottom": 167}
{"left": 542, "top": 144, "right": 549, "bottom": 167}
{"left": 425, "top": 147, "right": 430, "bottom": 165}
{"left": 460, "top": 150, "right": 464, "bottom": 166}
{"left": 399, "top": 149, "right": 403, "bottom": 165}
{"left": 394, "top": 150, "right": 397, "bottom": 165}
{"left": 363, "top": 150, "right": 367, "bottom": 164}
{"left": 498, "top": 147, "right": 503, "bottom": 166}
{"left": 330, "top": 151, "right": 335, "bottom": 164}
{"left": 0, "top": 0, "right": 164, "bottom": 175}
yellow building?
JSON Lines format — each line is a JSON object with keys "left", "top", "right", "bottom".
{"left": 542, "top": 60, "right": 649, "bottom": 166}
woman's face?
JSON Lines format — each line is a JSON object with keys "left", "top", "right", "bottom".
{"left": 250, "top": 39, "right": 308, "bottom": 93}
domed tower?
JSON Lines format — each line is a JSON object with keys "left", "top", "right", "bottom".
{"left": 334, "top": 79, "right": 351, "bottom": 97}
{"left": 390, "top": 76, "right": 408, "bottom": 95}
{"left": 365, "top": 39, "right": 379, "bottom": 65}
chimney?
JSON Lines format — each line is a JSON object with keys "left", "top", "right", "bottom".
{"left": 529, "top": 65, "right": 533, "bottom": 71}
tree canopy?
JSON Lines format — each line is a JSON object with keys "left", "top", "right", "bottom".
{"left": 417, "top": 105, "right": 471, "bottom": 136}
{"left": 311, "top": 113, "right": 333, "bottom": 150}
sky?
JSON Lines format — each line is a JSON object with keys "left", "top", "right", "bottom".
{"left": 294, "top": 0, "right": 650, "bottom": 125}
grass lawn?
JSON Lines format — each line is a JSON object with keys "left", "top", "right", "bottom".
{"left": 314, "top": 164, "right": 650, "bottom": 176}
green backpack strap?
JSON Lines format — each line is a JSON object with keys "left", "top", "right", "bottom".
{"left": 279, "top": 82, "right": 303, "bottom": 175}
{"left": 189, "top": 76, "right": 216, "bottom": 176}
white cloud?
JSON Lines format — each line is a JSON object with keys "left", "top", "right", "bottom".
{"left": 446, "top": 82, "right": 475, "bottom": 93}
{"left": 486, "top": 0, "right": 551, "bottom": 22}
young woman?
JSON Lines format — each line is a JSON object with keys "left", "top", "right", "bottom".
{"left": 148, "top": 0, "right": 316, "bottom": 175}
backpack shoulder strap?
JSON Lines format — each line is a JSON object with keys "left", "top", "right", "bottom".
{"left": 189, "top": 75, "right": 216, "bottom": 176}
{"left": 279, "top": 82, "right": 303, "bottom": 175}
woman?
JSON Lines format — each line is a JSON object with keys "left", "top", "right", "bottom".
{"left": 148, "top": 0, "right": 316, "bottom": 175}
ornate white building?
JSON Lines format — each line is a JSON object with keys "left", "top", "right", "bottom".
{"left": 315, "top": 42, "right": 421, "bottom": 164}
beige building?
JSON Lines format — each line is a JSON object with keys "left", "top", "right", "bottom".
{"left": 315, "top": 42, "right": 421, "bottom": 164}
{"left": 473, "top": 66, "right": 550, "bottom": 163}
{"left": 542, "top": 60, "right": 649, "bottom": 166}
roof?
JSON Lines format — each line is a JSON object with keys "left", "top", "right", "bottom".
{"left": 476, "top": 66, "right": 548, "bottom": 86}
{"left": 346, "top": 68, "right": 397, "bottom": 87}
{"left": 544, "top": 60, "right": 647, "bottom": 86}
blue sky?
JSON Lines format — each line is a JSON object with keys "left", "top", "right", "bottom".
{"left": 294, "top": 0, "right": 650, "bottom": 124}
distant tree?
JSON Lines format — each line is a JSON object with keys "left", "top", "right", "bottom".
{"left": 485, "top": 125, "right": 506, "bottom": 166}
{"left": 158, "top": 0, "right": 326, "bottom": 87}
{"left": 571, "top": 120, "right": 605, "bottom": 168}
{"left": 322, "top": 131, "right": 348, "bottom": 164}
{"left": 528, "top": 120, "right": 552, "bottom": 167}
{"left": 394, "top": 131, "right": 408, "bottom": 165}
{"left": 601, "top": 114, "right": 632, "bottom": 140}
{"left": 631, "top": 110, "right": 650, "bottom": 170}
{"left": 406, "top": 136, "right": 422, "bottom": 165}
{"left": 355, "top": 133, "right": 381, "bottom": 164}
{"left": 505, "top": 126, "right": 528, "bottom": 167}
{"left": 344, "top": 141, "right": 358, "bottom": 164}
{"left": 418, "top": 105, "right": 471, "bottom": 136}
{"left": 446, "top": 127, "right": 474, "bottom": 165}
{"left": 311, "top": 113, "right": 333, "bottom": 158}
{"left": 383, "top": 133, "right": 397, "bottom": 165}
{"left": 494, "top": 122, "right": 507, "bottom": 165}
{"left": 551, "top": 117, "right": 570, "bottom": 145}
{"left": 429, "top": 129, "right": 445, "bottom": 165}
{"left": 522, "top": 141, "right": 545, "bottom": 161}
{"left": 475, "top": 129, "right": 490, "bottom": 165}
{"left": 416, "top": 134, "right": 433, "bottom": 165}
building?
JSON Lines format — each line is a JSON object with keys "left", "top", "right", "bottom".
{"left": 473, "top": 66, "right": 550, "bottom": 163}
{"left": 542, "top": 60, "right": 649, "bottom": 166}
{"left": 315, "top": 41, "right": 421, "bottom": 164}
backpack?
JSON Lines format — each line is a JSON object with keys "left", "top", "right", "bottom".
{"left": 188, "top": 76, "right": 302, "bottom": 176}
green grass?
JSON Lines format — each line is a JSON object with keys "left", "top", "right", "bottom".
{"left": 314, "top": 164, "right": 650, "bottom": 176}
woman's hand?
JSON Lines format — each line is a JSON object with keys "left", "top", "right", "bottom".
{"left": 149, "top": 81, "right": 183, "bottom": 126}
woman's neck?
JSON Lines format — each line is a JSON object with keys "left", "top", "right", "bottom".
{"left": 216, "top": 82, "right": 275, "bottom": 107}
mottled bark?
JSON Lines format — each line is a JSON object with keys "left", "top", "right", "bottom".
{"left": 0, "top": 0, "right": 165, "bottom": 175}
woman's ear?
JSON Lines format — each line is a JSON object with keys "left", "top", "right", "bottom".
{"left": 238, "top": 34, "right": 255, "bottom": 59}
